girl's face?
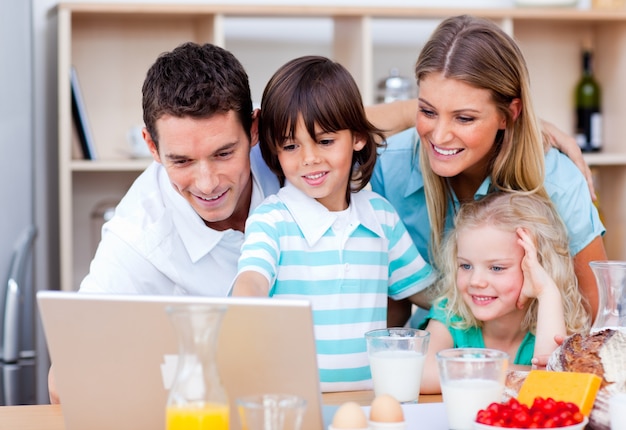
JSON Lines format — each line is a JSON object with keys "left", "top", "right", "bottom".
{"left": 416, "top": 72, "right": 507, "bottom": 182}
{"left": 456, "top": 224, "right": 526, "bottom": 323}
{"left": 277, "top": 116, "right": 365, "bottom": 211}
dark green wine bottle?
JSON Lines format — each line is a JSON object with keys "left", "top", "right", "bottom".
{"left": 575, "top": 49, "right": 602, "bottom": 152}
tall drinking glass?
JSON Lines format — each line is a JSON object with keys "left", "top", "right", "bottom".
{"left": 365, "top": 328, "right": 430, "bottom": 403}
{"left": 437, "top": 348, "right": 508, "bottom": 430}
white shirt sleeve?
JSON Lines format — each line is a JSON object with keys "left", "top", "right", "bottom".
{"left": 79, "top": 230, "right": 177, "bottom": 295}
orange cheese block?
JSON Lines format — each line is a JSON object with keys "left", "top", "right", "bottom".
{"left": 517, "top": 370, "right": 602, "bottom": 416}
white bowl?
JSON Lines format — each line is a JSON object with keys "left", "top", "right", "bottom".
{"left": 473, "top": 415, "right": 588, "bottom": 430}
{"left": 328, "top": 426, "right": 368, "bottom": 430}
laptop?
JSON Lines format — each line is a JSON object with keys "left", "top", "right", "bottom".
{"left": 37, "top": 291, "right": 324, "bottom": 430}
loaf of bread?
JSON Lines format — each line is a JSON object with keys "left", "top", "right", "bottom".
{"left": 504, "top": 369, "right": 528, "bottom": 401}
{"left": 502, "top": 329, "right": 626, "bottom": 430}
{"left": 546, "top": 328, "right": 626, "bottom": 430}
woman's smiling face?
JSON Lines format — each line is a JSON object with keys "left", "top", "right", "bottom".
{"left": 416, "top": 72, "right": 507, "bottom": 182}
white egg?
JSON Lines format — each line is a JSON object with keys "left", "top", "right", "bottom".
{"left": 369, "top": 394, "right": 405, "bottom": 423}
{"left": 331, "top": 401, "right": 368, "bottom": 429}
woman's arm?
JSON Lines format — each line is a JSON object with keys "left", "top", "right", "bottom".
{"left": 420, "top": 318, "right": 453, "bottom": 394}
{"left": 364, "top": 99, "right": 417, "bottom": 138}
{"left": 387, "top": 297, "right": 413, "bottom": 327}
{"left": 572, "top": 235, "right": 607, "bottom": 324}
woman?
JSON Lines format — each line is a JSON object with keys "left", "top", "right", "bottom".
{"left": 371, "top": 15, "right": 606, "bottom": 327}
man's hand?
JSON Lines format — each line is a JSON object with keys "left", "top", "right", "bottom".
{"left": 48, "top": 365, "right": 60, "bottom": 404}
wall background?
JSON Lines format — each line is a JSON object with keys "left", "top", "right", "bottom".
{"left": 29, "top": 0, "right": 590, "bottom": 403}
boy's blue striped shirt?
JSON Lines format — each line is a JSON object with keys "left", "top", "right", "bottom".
{"left": 237, "top": 182, "right": 436, "bottom": 392}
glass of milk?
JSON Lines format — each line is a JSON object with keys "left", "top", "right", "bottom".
{"left": 436, "top": 348, "right": 508, "bottom": 430}
{"left": 610, "top": 392, "right": 626, "bottom": 430}
{"left": 364, "top": 328, "right": 430, "bottom": 403}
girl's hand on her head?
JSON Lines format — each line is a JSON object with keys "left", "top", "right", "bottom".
{"left": 516, "top": 227, "right": 554, "bottom": 309}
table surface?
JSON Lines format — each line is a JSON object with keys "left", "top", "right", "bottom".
{"left": 0, "top": 392, "right": 442, "bottom": 430}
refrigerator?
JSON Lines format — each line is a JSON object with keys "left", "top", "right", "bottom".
{"left": 0, "top": 0, "right": 39, "bottom": 405}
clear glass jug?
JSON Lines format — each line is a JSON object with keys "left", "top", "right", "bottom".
{"left": 589, "top": 260, "right": 626, "bottom": 331}
{"left": 165, "top": 304, "right": 229, "bottom": 430}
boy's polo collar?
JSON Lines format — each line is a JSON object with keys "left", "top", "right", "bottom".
{"left": 278, "top": 181, "right": 384, "bottom": 247}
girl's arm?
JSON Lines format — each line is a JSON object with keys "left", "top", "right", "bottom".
{"left": 231, "top": 271, "right": 270, "bottom": 297}
{"left": 420, "top": 318, "right": 454, "bottom": 394}
{"left": 517, "top": 228, "right": 567, "bottom": 359}
{"left": 516, "top": 236, "right": 605, "bottom": 327}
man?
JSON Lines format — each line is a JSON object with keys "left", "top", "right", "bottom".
{"left": 79, "top": 42, "right": 417, "bottom": 297}
{"left": 48, "top": 42, "right": 415, "bottom": 403}
{"left": 79, "top": 42, "right": 279, "bottom": 296}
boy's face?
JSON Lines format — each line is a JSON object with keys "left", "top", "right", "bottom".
{"left": 144, "top": 111, "right": 257, "bottom": 232}
{"left": 276, "top": 116, "right": 365, "bottom": 212}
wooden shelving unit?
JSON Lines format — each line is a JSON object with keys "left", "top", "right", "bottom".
{"left": 56, "top": 2, "right": 626, "bottom": 290}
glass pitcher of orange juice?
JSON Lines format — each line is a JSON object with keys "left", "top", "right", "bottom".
{"left": 165, "top": 304, "right": 229, "bottom": 430}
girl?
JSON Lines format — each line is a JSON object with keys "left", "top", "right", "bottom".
{"left": 420, "top": 192, "right": 590, "bottom": 393}
{"left": 231, "top": 55, "right": 436, "bottom": 392}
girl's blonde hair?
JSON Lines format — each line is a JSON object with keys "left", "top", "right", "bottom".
{"left": 415, "top": 15, "right": 551, "bottom": 257}
{"left": 433, "top": 192, "right": 590, "bottom": 335}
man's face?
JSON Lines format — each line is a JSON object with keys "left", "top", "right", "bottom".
{"left": 144, "top": 111, "right": 257, "bottom": 232}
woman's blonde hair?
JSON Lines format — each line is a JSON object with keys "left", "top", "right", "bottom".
{"left": 433, "top": 192, "right": 590, "bottom": 335}
{"left": 415, "top": 15, "right": 551, "bottom": 256}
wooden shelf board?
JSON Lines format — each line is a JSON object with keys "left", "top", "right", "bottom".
{"left": 71, "top": 159, "right": 152, "bottom": 172}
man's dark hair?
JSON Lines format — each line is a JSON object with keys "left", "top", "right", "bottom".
{"left": 142, "top": 42, "right": 253, "bottom": 148}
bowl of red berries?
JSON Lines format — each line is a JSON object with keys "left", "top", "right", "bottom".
{"left": 474, "top": 397, "right": 588, "bottom": 429}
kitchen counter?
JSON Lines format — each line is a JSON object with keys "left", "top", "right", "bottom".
{"left": 0, "top": 392, "right": 443, "bottom": 429}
